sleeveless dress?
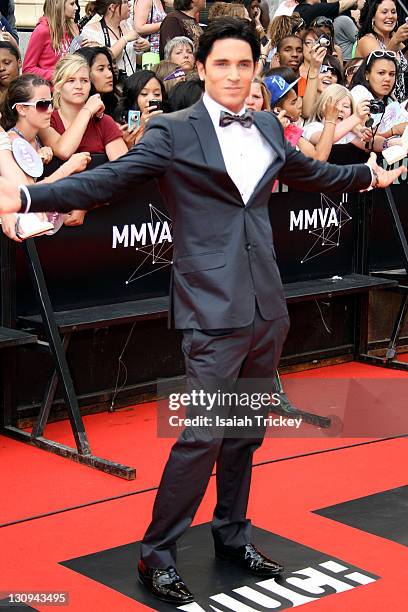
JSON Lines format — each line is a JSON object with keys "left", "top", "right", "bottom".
{"left": 375, "top": 36, "right": 408, "bottom": 103}
{"left": 135, "top": 0, "right": 166, "bottom": 54}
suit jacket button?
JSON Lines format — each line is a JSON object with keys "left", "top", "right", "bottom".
{"left": 245, "top": 243, "right": 251, "bottom": 251}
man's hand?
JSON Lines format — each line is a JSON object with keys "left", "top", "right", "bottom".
{"left": 64, "top": 210, "right": 86, "bottom": 226}
{"left": 367, "top": 152, "right": 407, "bottom": 188}
{"left": 0, "top": 178, "right": 22, "bottom": 214}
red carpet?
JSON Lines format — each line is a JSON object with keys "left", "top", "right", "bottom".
{"left": 1, "top": 359, "right": 407, "bottom": 526}
{"left": 0, "top": 359, "right": 407, "bottom": 610}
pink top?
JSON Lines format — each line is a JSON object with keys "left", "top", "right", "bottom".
{"left": 23, "top": 16, "right": 72, "bottom": 81}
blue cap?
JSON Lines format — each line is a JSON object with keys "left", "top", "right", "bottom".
{"left": 264, "top": 75, "right": 300, "bottom": 105}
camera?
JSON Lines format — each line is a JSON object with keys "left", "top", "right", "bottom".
{"left": 317, "top": 34, "right": 331, "bottom": 48}
{"left": 369, "top": 99, "right": 385, "bottom": 114}
{"left": 127, "top": 110, "right": 141, "bottom": 130}
{"left": 148, "top": 99, "right": 163, "bottom": 112}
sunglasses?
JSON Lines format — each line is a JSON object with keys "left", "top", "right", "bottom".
{"left": 311, "top": 16, "right": 334, "bottom": 30}
{"left": 11, "top": 99, "right": 53, "bottom": 112}
{"left": 291, "top": 18, "right": 305, "bottom": 34}
{"left": 320, "top": 64, "right": 338, "bottom": 77}
{"left": 367, "top": 49, "right": 398, "bottom": 65}
{"left": 345, "top": 64, "right": 362, "bottom": 77}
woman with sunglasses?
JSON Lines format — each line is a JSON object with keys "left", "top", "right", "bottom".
{"left": 0, "top": 73, "right": 91, "bottom": 241}
{"left": 350, "top": 51, "right": 407, "bottom": 138}
{"left": 22, "top": 0, "right": 78, "bottom": 80}
{"left": 302, "top": 50, "right": 344, "bottom": 119}
{"left": 355, "top": 0, "right": 408, "bottom": 102}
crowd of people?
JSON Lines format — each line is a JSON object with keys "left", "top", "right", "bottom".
{"left": 0, "top": 0, "right": 408, "bottom": 239}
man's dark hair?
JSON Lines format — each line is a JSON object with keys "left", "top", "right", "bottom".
{"left": 174, "top": 0, "right": 194, "bottom": 11}
{"left": 196, "top": 17, "right": 260, "bottom": 65}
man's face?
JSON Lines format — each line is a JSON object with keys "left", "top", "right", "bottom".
{"left": 277, "top": 36, "right": 303, "bottom": 73}
{"left": 196, "top": 38, "right": 256, "bottom": 113}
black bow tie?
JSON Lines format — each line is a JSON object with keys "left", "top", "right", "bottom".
{"left": 219, "top": 109, "right": 254, "bottom": 128}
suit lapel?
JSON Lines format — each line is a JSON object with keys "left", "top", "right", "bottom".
{"left": 246, "top": 111, "right": 286, "bottom": 206}
{"left": 189, "top": 100, "right": 244, "bottom": 205}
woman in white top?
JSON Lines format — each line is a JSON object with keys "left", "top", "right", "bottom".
{"left": 350, "top": 51, "right": 407, "bottom": 138}
{"left": 81, "top": 0, "right": 149, "bottom": 78}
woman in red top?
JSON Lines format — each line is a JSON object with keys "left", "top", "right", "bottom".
{"left": 39, "top": 54, "right": 127, "bottom": 161}
{"left": 23, "top": 0, "right": 79, "bottom": 80}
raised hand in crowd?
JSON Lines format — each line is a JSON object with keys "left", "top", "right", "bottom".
{"left": 133, "top": 36, "right": 150, "bottom": 55}
{"left": 84, "top": 93, "right": 105, "bottom": 119}
{"left": 140, "top": 101, "right": 163, "bottom": 126}
{"left": 38, "top": 146, "right": 54, "bottom": 165}
{"left": 389, "top": 21, "right": 408, "bottom": 50}
{"left": 322, "top": 95, "right": 339, "bottom": 124}
{"left": 0, "top": 31, "right": 18, "bottom": 50}
{"left": 47, "top": 151, "right": 92, "bottom": 178}
{"left": 309, "top": 43, "right": 327, "bottom": 74}
{"left": 119, "top": 123, "right": 144, "bottom": 149}
{"left": 302, "top": 43, "right": 328, "bottom": 119}
{"left": 275, "top": 109, "right": 291, "bottom": 131}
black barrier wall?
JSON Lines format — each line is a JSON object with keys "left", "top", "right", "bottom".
{"left": 9, "top": 164, "right": 408, "bottom": 420}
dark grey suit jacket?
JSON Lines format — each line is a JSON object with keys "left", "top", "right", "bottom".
{"left": 27, "top": 100, "right": 372, "bottom": 330}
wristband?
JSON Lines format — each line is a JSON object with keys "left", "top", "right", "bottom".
{"left": 18, "top": 184, "right": 31, "bottom": 213}
{"left": 325, "top": 120, "right": 336, "bottom": 125}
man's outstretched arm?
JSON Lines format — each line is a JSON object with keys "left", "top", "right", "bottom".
{"left": 278, "top": 140, "right": 406, "bottom": 192}
{"left": 0, "top": 119, "right": 173, "bottom": 215}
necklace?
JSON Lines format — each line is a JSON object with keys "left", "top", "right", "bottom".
{"left": 10, "top": 126, "right": 42, "bottom": 151}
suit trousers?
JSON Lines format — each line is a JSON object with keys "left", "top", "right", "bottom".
{"left": 140, "top": 307, "right": 290, "bottom": 568}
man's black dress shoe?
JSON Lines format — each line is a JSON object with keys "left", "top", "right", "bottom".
{"left": 138, "top": 560, "right": 195, "bottom": 604}
{"left": 215, "top": 543, "right": 284, "bottom": 576}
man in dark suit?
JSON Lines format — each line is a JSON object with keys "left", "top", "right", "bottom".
{"left": 0, "top": 17, "right": 404, "bottom": 606}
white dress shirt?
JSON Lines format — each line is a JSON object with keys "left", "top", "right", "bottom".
{"left": 203, "top": 93, "right": 275, "bottom": 204}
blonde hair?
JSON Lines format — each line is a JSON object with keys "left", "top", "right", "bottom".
{"left": 43, "top": 0, "right": 77, "bottom": 51}
{"left": 308, "top": 84, "right": 354, "bottom": 123}
{"left": 52, "top": 54, "right": 90, "bottom": 109}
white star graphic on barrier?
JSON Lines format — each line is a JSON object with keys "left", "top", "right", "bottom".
{"left": 125, "top": 204, "right": 173, "bottom": 285}
{"left": 301, "top": 193, "right": 352, "bottom": 264}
